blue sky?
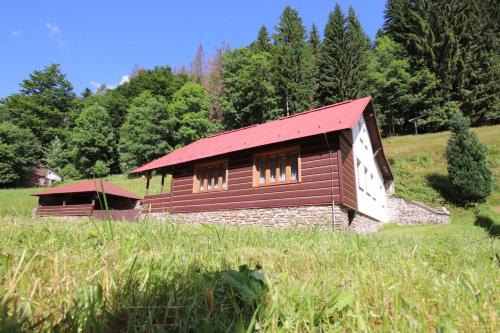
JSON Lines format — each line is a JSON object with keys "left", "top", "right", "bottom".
{"left": 0, "top": 1, "right": 386, "bottom": 98}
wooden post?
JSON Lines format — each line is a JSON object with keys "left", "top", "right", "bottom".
{"left": 160, "top": 171, "right": 166, "bottom": 193}
{"left": 145, "top": 172, "right": 151, "bottom": 196}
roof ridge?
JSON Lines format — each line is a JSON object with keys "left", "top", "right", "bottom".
{"left": 204, "top": 99, "right": 355, "bottom": 139}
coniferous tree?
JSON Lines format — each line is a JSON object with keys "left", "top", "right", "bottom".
{"left": 71, "top": 104, "right": 116, "bottom": 177}
{"left": 384, "top": 0, "right": 500, "bottom": 126}
{"left": 272, "top": 6, "right": 315, "bottom": 115}
{"left": 252, "top": 26, "right": 271, "bottom": 52}
{"left": 345, "top": 6, "right": 372, "bottom": 98}
{"left": 318, "top": 5, "right": 372, "bottom": 105}
{"left": 203, "top": 43, "right": 230, "bottom": 123}
{"left": 189, "top": 44, "right": 205, "bottom": 83}
{"left": 446, "top": 112, "right": 493, "bottom": 204}
{"left": 318, "top": 4, "right": 348, "bottom": 104}
{"left": 309, "top": 23, "right": 321, "bottom": 106}
{"left": 43, "top": 136, "right": 70, "bottom": 175}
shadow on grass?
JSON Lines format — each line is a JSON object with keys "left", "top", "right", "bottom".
{"left": 425, "top": 173, "right": 460, "bottom": 205}
{"left": 52, "top": 263, "right": 268, "bottom": 332}
{"left": 475, "top": 214, "right": 500, "bottom": 238}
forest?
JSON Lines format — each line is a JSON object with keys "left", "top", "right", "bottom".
{"left": 0, "top": 0, "right": 498, "bottom": 187}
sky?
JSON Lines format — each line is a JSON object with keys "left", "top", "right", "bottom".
{"left": 0, "top": 0, "right": 386, "bottom": 98}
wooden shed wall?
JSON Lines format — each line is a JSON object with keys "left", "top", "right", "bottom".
{"left": 143, "top": 133, "right": 342, "bottom": 214}
{"left": 339, "top": 130, "right": 357, "bottom": 209}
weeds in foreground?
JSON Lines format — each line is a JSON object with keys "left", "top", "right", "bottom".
{"left": 0, "top": 218, "right": 498, "bottom": 332}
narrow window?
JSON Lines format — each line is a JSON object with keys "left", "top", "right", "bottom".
{"left": 279, "top": 155, "right": 286, "bottom": 181}
{"left": 357, "top": 158, "right": 363, "bottom": 191}
{"left": 259, "top": 158, "right": 266, "bottom": 184}
{"left": 364, "top": 167, "right": 369, "bottom": 196}
{"left": 207, "top": 168, "right": 213, "bottom": 190}
{"left": 222, "top": 167, "right": 227, "bottom": 188}
{"left": 269, "top": 157, "right": 276, "bottom": 183}
{"left": 290, "top": 152, "right": 298, "bottom": 180}
{"left": 199, "top": 170, "right": 205, "bottom": 191}
{"left": 213, "top": 166, "right": 219, "bottom": 189}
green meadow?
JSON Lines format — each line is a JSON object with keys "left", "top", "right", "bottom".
{"left": 0, "top": 125, "right": 498, "bottom": 332}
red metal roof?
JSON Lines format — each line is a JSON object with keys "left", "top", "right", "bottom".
{"left": 31, "top": 180, "right": 141, "bottom": 200}
{"left": 132, "top": 96, "right": 372, "bottom": 174}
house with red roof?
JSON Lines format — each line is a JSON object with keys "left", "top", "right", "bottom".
{"left": 32, "top": 180, "right": 141, "bottom": 221}
{"left": 133, "top": 96, "right": 394, "bottom": 231}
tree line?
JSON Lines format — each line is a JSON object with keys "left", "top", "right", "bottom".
{"left": 0, "top": 0, "right": 498, "bottom": 187}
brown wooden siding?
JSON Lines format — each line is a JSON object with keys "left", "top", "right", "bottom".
{"left": 143, "top": 133, "right": 342, "bottom": 214}
{"left": 35, "top": 204, "right": 94, "bottom": 217}
{"left": 339, "top": 130, "right": 357, "bottom": 209}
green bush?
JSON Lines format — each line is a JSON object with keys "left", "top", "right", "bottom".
{"left": 446, "top": 113, "right": 493, "bottom": 204}
{"left": 92, "top": 160, "right": 110, "bottom": 178}
{"left": 61, "top": 164, "right": 81, "bottom": 180}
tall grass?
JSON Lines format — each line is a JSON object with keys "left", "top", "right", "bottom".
{"left": 0, "top": 217, "right": 497, "bottom": 332}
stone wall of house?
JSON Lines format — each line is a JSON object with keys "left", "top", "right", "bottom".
{"left": 146, "top": 205, "right": 382, "bottom": 233}
{"left": 387, "top": 196, "right": 450, "bottom": 224}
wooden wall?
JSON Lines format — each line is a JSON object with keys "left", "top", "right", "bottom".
{"left": 339, "top": 130, "right": 358, "bottom": 210}
{"left": 35, "top": 204, "right": 94, "bottom": 217}
{"left": 143, "top": 133, "right": 345, "bottom": 214}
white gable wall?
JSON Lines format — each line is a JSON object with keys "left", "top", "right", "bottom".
{"left": 352, "top": 115, "right": 389, "bottom": 222}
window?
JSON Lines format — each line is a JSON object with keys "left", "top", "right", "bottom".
{"left": 253, "top": 147, "right": 300, "bottom": 187}
{"left": 364, "top": 167, "right": 369, "bottom": 196}
{"left": 193, "top": 160, "right": 228, "bottom": 193}
{"left": 357, "top": 158, "right": 364, "bottom": 191}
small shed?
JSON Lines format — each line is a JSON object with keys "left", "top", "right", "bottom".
{"left": 32, "top": 180, "right": 141, "bottom": 220}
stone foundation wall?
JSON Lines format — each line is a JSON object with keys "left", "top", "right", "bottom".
{"left": 146, "top": 205, "right": 382, "bottom": 233}
{"left": 388, "top": 197, "right": 450, "bottom": 224}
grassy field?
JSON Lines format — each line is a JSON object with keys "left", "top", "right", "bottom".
{"left": 0, "top": 219, "right": 498, "bottom": 332}
{"left": 0, "top": 125, "right": 498, "bottom": 331}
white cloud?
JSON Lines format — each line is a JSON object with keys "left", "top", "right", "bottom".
{"left": 119, "top": 75, "right": 130, "bottom": 85}
{"left": 89, "top": 74, "right": 131, "bottom": 91}
{"left": 11, "top": 30, "right": 23, "bottom": 37}
{"left": 46, "top": 23, "right": 60, "bottom": 37}
{"left": 46, "top": 22, "right": 67, "bottom": 50}
{"left": 89, "top": 81, "right": 102, "bottom": 89}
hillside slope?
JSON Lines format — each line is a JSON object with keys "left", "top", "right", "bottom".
{"left": 383, "top": 124, "right": 499, "bottom": 225}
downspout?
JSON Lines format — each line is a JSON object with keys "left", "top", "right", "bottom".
{"left": 323, "top": 132, "right": 336, "bottom": 231}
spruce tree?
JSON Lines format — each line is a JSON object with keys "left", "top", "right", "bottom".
{"left": 345, "top": 6, "right": 371, "bottom": 98}
{"left": 272, "top": 6, "right": 315, "bottom": 115}
{"left": 318, "top": 5, "right": 372, "bottom": 105}
{"left": 446, "top": 112, "right": 493, "bottom": 204}
{"left": 318, "top": 4, "right": 348, "bottom": 104}
{"left": 309, "top": 24, "right": 321, "bottom": 106}
{"left": 309, "top": 24, "right": 321, "bottom": 59}
{"left": 71, "top": 104, "right": 116, "bottom": 177}
{"left": 253, "top": 26, "right": 271, "bottom": 52}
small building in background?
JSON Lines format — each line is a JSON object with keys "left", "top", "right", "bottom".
{"left": 29, "top": 164, "right": 62, "bottom": 187}
{"left": 32, "top": 180, "right": 142, "bottom": 221}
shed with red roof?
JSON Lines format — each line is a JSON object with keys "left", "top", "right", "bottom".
{"left": 32, "top": 180, "right": 141, "bottom": 220}
{"left": 134, "top": 97, "right": 394, "bottom": 231}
